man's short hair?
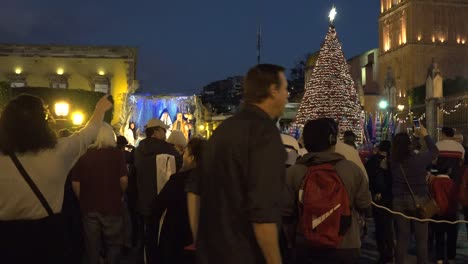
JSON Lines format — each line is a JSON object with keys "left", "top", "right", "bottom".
{"left": 379, "top": 140, "right": 391, "bottom": 153}
{"left": 303, "top": 118, "right": 338, "bottom": 152}
{"left": 442, "top": 127, "right": 455, "bottom": 138}
{"left": 243, "top": 64, "right": 285, "bottom": 104}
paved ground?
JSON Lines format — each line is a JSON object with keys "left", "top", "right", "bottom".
{"left": 120, "top": 217, "right": 468, "bottom": 264}
{"left": 360, "top": 218, "right": 468, "bottom": 264}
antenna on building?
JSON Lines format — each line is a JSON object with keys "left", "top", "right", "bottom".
{"left": 257, "top": 24, "right": 262, "bottom": 64}
{"left": 256, "top": 0, "right": 263, "bottom": 64}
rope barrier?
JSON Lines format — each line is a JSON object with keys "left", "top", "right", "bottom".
{"left": 371, "top": 201, "right": 468, "bottom": 224}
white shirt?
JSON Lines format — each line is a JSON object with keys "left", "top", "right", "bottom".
{"left": 0, "top": 123, "right": 99, "bottom": 220}
{"left": 335, "top": 140, "right": 369, "bottom": 181}
{"left": 124, "top": 128, "right": 135, "bottom": 146}
{"left": 436, "top": 139, "right": 465, "bottom": 160}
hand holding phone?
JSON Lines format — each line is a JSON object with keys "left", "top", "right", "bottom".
{"left": 413, "top": 118, "right": 420, "bottom": 128}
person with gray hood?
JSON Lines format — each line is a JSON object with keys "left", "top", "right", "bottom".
{"left": 134, "top": 118, "right": 182, "bottom": 264}
{"left": 285, "top": 118, "right": 371, "bottom": 264}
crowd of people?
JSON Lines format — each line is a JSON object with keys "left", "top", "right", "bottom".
{"left": 0, "top": 64, "right": 467, "bottom": 264}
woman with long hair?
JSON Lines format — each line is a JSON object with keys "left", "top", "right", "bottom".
{"left": 70, "top": 123, "right": 128, "bottom": 264}
{"left": 0, "top": 94, "right": 112, "bottom": 263}
{"left": 391, "top": 124, "right": 438, "bottom": 264}
{"left": 125, "top": 121, "right": 137, "bottom": 146}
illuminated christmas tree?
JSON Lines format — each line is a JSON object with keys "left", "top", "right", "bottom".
{"left": 295, "top": 7, "right": 362, "bottom": 138}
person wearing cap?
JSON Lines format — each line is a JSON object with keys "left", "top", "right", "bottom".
{"left": 134, "top": 118, "right": 182, "bottom": 264}
{"left": 167, "top": 130, "right": 188, "bottom": 155}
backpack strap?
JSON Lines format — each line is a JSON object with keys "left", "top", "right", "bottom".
{"left": 9, "top": 153, "right": 54, "bottom": 216}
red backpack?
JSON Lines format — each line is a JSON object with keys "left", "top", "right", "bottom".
{"left": 299, "top": 163, "right": 352, "bottom": 248}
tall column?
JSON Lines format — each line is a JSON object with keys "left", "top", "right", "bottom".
{"left": 425, "top": 59, "right": 443, "bottom": 138}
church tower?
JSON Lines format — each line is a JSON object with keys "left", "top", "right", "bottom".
{"left": 378, "top": 0, "right": 468, "bottom": 106}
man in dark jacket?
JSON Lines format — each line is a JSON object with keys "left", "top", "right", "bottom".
{"left": 134, "top": 118, "right": 182, "bottom": 264}
{"left": 186, "top": 64, "right": 289, "bottom": 264}
{"left": 365, "top": 140, "right": 393, "bottom": 264}
{"left": 286, "top": 118, "right": 371, "bottom": 264}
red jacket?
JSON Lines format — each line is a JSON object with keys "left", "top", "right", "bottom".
{"left": 429, "top": 175, "right": 458, "bottom": 216}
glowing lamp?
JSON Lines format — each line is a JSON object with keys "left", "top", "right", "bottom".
{"left": 98, "top": 70, "right": 105, "bottom": 76}
{"left": 57, "top": 68, "right": 64, "bottom": 75}
{"left": 199, "top": 125, "right": 205, "bottom": 131}
{"left": 14, "top": 67, "right": 22, "bottom": 74}
{"left": 72, "top": 112, "right": 85, "bottom": 126}
{"left": 379, "top": 100, "right": 388, "bottom": 110}
{"left": 397, "top": 105, "right": 405, "bottom": 111}
{"left": 54, "top": 102, "right": 70, "bottom": 117}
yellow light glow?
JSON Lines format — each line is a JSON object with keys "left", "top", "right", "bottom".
{"left": 72, "top": 112, "right": 85, "bottom": 126}
{"left": 432, "top": 36, "right": 435, "bottom": 43}
{"left": 440, "top": 38, "right": 445, "bottom": 43}
{"left": 397, "top": 105, "right": 405, "bottom": 111}
{"left": 199, "top": 125, "right": 205, "bottom": 131}
{"left": 14, "top": 67, "right": 22, "bottom": 74}
{"left": 417, "top": 35, "right": 422, "bottom": 41}
{"left": 57, "top": 68, "right": 64, "bottom": 75}
{"left": 54, "top": 102, "right": 70, "bottom": 117}
{"left": 462, "top": 39, "right": 466, "bottom": 44}
{"left": 98, "top": 70, "right": 105, "bottom": 76}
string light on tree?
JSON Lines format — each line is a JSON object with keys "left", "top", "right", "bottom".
{"left": 295, "top": 5, "right": 362, "bottom": 139}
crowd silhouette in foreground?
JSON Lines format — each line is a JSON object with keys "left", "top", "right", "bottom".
{"left": 0, "top": 64, "right": 467, "bottom": 264}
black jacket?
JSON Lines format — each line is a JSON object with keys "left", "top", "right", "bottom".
{"left": 365, "top": 153, "right": 392, "bottom": 201}
{"left": 134, "top": 137, "right": 182, "bottom": 216}
{"left": 186, "top": 104, "right": 287, "bottom": 264}
{"left": 152, "top": 169, "right": 193, "bottom": 264}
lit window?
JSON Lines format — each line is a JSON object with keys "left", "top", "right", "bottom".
{"left": 92, "top": 75, "right": 111, "bottom": 94}
{"left": 8, "top": 72, "right": 27, "bottom": 88}
{"left": 361, "top": 67, "right": 367, "bottom": 86}
{"left": 10, "top": 82, "right": 26, "bottom": 88}
{"left": 49, "top": 73, "right": 69, "bottom": 89}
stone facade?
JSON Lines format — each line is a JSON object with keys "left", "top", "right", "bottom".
{"left": 378, "top": 0, "right": 468, "bottom": 105}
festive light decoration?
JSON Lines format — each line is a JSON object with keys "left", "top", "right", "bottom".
{"left": 295, "top": 23, "right": 362, "bottom": 139}
{"left": 329, "top": 6, "right": 337, "bottom": 23}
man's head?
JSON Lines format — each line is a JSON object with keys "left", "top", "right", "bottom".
{"left": 378, "top": 140, "right": 391, "bottom": 155}
{"left": 117, "top": 136, "right": 128, "bottom": 150}
{"left": 129, "top": 122, "right": 135, "bottom": 130}
{"left": 441, "top": 127, "right": 455, "bottom": 139}
{"left": 302, "top": 118, "right": 338, "bottom": 153}
{"left": 243, "top": 64, "right": 288, "bottom": 119}
{"left": 343, "top": 130, "right": 357, "bottom": 148}
{"left": 145, "top": 118, "right": 169, "bottom": 140}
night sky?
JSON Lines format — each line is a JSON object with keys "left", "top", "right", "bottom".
{"left": 0, "top": 0, "right": 379, "bottom": 94}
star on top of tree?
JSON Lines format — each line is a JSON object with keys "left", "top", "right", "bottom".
{"left": 329, "top": 6, "right": 337, "bottom": 24}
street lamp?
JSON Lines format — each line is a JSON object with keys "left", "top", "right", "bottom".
{"left": 72, "top": 112, "right": 84, "bottom": 126}
{"left": 379, "top": 100, "right": 388, "bottom": 110}
{"left": 54, "top": 102, "right": 70, "bottom": 117}
{"left": 397, "top": 104, "right": 405, "bottom": 111}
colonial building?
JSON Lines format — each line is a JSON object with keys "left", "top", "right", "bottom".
{"left": 347, "top": 48, "right": 382, "bottom": 112}
{"left": 378, "top": 0, "right": 468, "bottom": 104}
{"left": 0, "top": 44, "right": 138, "bottom": 125}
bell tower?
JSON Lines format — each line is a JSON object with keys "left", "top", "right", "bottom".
{"left": 378, "top": 0, "right": 468, "bottom": 106}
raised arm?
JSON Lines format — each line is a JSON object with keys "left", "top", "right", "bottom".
{"left": 58, "top": 96, "right": 113, "bottom": 171}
